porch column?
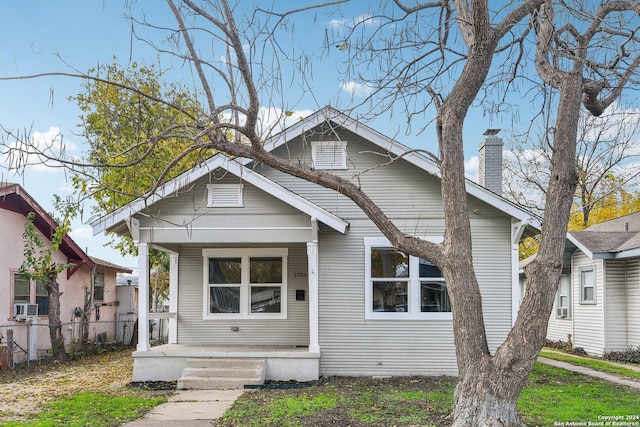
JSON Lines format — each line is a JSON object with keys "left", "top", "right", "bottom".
{"left": 168, "top": 253, "right": 179, "bottom": 344}
{"left": 137, "top": 243, "right": 150, "bottom": 351}
{"left": 307, "top": 241, "right": 320, "bottom": 353}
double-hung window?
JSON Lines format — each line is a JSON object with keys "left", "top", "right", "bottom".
{"left": 579, "top": 266, "right": 596, "bottom": 304}
{"left": 203, "top": 248, "right": 287, "bottom": 319}
{"left": 94, "top": 272, "right": 105, "bottom": 302}
{"left": 365, "top": 237, "right": 451, "bottom": 320}
{"left": 11, "top": 272, "right": 49, "bottom": 317}
{"left": 556, "top": 274, "right": 571, "bottom": 318}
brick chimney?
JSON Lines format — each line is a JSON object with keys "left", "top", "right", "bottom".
{"left": 478, "top": 128, "right": 503, "bottom": 195}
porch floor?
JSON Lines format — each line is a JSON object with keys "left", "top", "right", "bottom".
{"left": 139, "top": 344, "right": 315, "bottom": 357}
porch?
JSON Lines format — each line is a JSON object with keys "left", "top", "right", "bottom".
{"left": 132, "top": 344, "right": 320, "bottom": 383}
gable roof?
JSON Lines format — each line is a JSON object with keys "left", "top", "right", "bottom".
{"left": 569, "top": 211, "right": 640, "bottom": 259}
{"left": 0, "top": 183, "right": 95, "bottom": 277}
{"left": 90, "top": 256, "right": 133, "bottom": 274}
{"left": 91, "top": 106, "right": 540, "bottom": 235}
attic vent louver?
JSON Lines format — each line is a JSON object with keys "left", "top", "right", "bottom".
{"left": 207, "top": 184, "right": 244, "bottom": 207}
{"left": 311, "top": 141, "right": 347, "bottom": 170}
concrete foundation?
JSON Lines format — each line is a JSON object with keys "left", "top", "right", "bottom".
{"left": 132, "top": 344, "right": 320, "bottom": 383}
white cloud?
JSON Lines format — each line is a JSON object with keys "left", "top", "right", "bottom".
{"left": 222, "top": 107, "right": 314, "bottom": 139}
{"left": 328, "top": 13, "right": 379, "bottom": 28}
{"left": 257, "top": 107, "right": 314, "bottom": 137}
{"left": 340, "top": 81, "right": 373, "bottom": 98}
{"left": 355, "top": 13, "right": 379, "bottom": 27}
{"left": 69, "top": 225, "right": 94, "bottom": 240}
{"left": 328, "top": 18, "right": 346, "bottom": 28}
{"left": 464, "top": 155, "right": 479, "bottom": 182}
{"left": 2, "top": 126, "right": 77, "bottom": 174}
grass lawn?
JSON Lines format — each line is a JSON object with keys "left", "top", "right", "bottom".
{"left": 0, "top": 388, "right": 168, "bottom": 427}
{"left": 217, "top": 363, "right": 640, "bottom": 427}
{"left": 540, "top": 349, "right": 640, "bottom": 379}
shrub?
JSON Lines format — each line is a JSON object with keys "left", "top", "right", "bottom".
{"left": 603, "top": 346, "right": 640, "bottom": 365}
{"left": 545, "top": 335, "right": 587, "bottom": 356}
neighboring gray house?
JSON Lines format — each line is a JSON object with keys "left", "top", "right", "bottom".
{"left": 91, "top": 107, "right": 538, "bottom": 386}
{"left": 546, "top": 213, "right": 640, "bottom": 355}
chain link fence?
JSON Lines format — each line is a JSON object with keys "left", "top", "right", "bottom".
{"left": 0, "top": 317, "right": 170, "bottom": 370}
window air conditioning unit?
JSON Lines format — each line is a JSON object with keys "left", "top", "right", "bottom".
{"left": 557, "top": 307, "right": 568, "bottom": 318}
{"left": 14, "top": 303, "right": 38, "bottom": 320}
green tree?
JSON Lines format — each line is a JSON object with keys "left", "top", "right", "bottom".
{"left": 20, "top": 196, "right": 77, "bottom": 361}
{"left": 72, "top": 61, "right": 206, "bottom": 255}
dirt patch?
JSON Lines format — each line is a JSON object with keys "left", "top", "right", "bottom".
{"left": 0, "top": 347, "right": 171, "bottom": 423}
{"left": 217, "top": 375, "right": 457, "bottom": 427}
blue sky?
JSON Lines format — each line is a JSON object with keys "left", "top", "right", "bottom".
{"left": 0, "top": 1, "right": 524, "bottom": 270}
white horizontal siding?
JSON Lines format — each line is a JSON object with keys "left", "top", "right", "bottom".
{"left": 546, "top": 286, "right": 574, "bottom": 343}
{"left": 177, "top": 244, "right": 309, "bottom": 346}
{"left": 571, "top": 253, "right": 604, "bottom": 354}
{"left": 316, "top": 215, "right": 512, "bottom": 377}
{"left": 604, "top": 260, "right": 628, "bottom": 351}
{"left": 317, "top": 226, "right": 457, "bottom": 376}
{"left": 625, "top": 259, "right": 640, "bottom": 347}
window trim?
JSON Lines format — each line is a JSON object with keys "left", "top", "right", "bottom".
{"left": 10, "top": 270, "right": 49, "bottom": 320}
{"left": 364, "top": 236, "right": 451, "bottom": 320}
{"left": 555, "top": 274, "right": 571, "bottom": 319}
{"left": 93, "top": 272, "right": 105, "bottom": 302}
{"left": 311, "top": 141, "right": 347, "bottom": 170}
{"left": 579, "top": 266, "right": 596, "bottom": 305}
{"left": 202, "top": 248, "right": 288, "bottom": 319}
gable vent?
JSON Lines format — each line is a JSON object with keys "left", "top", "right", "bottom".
{"left": 207, "top": 184, "right": 244, "bottom": 207}
{"left": 312, "top": 141, "right": 347, "bottom": 170}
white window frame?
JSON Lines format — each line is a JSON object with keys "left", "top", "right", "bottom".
{"left": 311, "top": 141, "right": 347, "bottom": 170}
{"left": 203, "top": 248, "right": 288, "bottom": 319}
{"left": 364, "top": 236, "right": 451, "bottom": 320}
{"left": 10, "top": 270, "right": 49, "bottom": 319}
{"left": 556, "top": 274, "right": 571, "bottom": 318}
{"left": 579, "top": 266, "right": 596, "bottom": 304}
{"left": 207, "top": 183, "right": 244, "bottom": 207}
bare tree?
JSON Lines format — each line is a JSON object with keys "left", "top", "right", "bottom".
{"left": 505, "top": 103, "right": 640, "bottom": 227}
{"left": 1, "top": 0, "right": 640, "bottom": 425}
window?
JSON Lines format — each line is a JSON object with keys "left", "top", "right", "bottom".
{"left": 12, "top": 272, "right": 48, "bottom": 317}
{"left": 203, "top": 248, "right": 287, "bottom": 319}
{"left": 556, "top": 274, "right": 571, "bottom": 318}
{"left": 94, "top": 272, "right": 105, "bottom": 302}
{"left": 311, "top": 141, "right": 347, "bottom": 170}
{"left": 207, "top": 184, "right": 244, "bottom": 207}
{"left": 13, "top": 274, "right": 30, "bottom": 304}
{"left": 365, "top": 237, "right": 451, "bottom": 320}
{"left": 579, "top": 266, "right": 596, "bottom": 304}
{"left": 35, "top": 280, "right": 49, "bottom": 316}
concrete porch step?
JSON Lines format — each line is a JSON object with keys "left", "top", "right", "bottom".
{"left": 177, "top": 358, "right": 265, "bottom": 390}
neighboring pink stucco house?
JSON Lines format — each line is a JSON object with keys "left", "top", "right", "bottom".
{"left": 1, "top": 183, "right": 131, "bottom": 358}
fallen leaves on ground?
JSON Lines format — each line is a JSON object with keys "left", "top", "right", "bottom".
{"left": 0, "top": 348, "right": 134, "bottom": 423}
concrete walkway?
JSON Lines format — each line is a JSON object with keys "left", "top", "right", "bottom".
{"left": 538, "top": 357, "right": 640, "bottom": 389}
{"left": 121, "top": 389, "right": 247, "bottom": 426}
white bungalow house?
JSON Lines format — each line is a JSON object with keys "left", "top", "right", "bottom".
{"left": 91, "top": 107, "right": 538, "bottom": 386}
{"left": 546, "top": 213, "right": 640, "bottom": 355}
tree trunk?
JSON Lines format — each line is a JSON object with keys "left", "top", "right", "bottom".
{"left": 452, "top": 359, "right": 526, "bottom": 427}
{"left": 46, "top": 275, "right": 67, "bottom": 361}
{"left": 81, "top": 286, "right": 92, "bottom": 352}
{"left": 447, "top": 69, "right": 583, "bottom": 427}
